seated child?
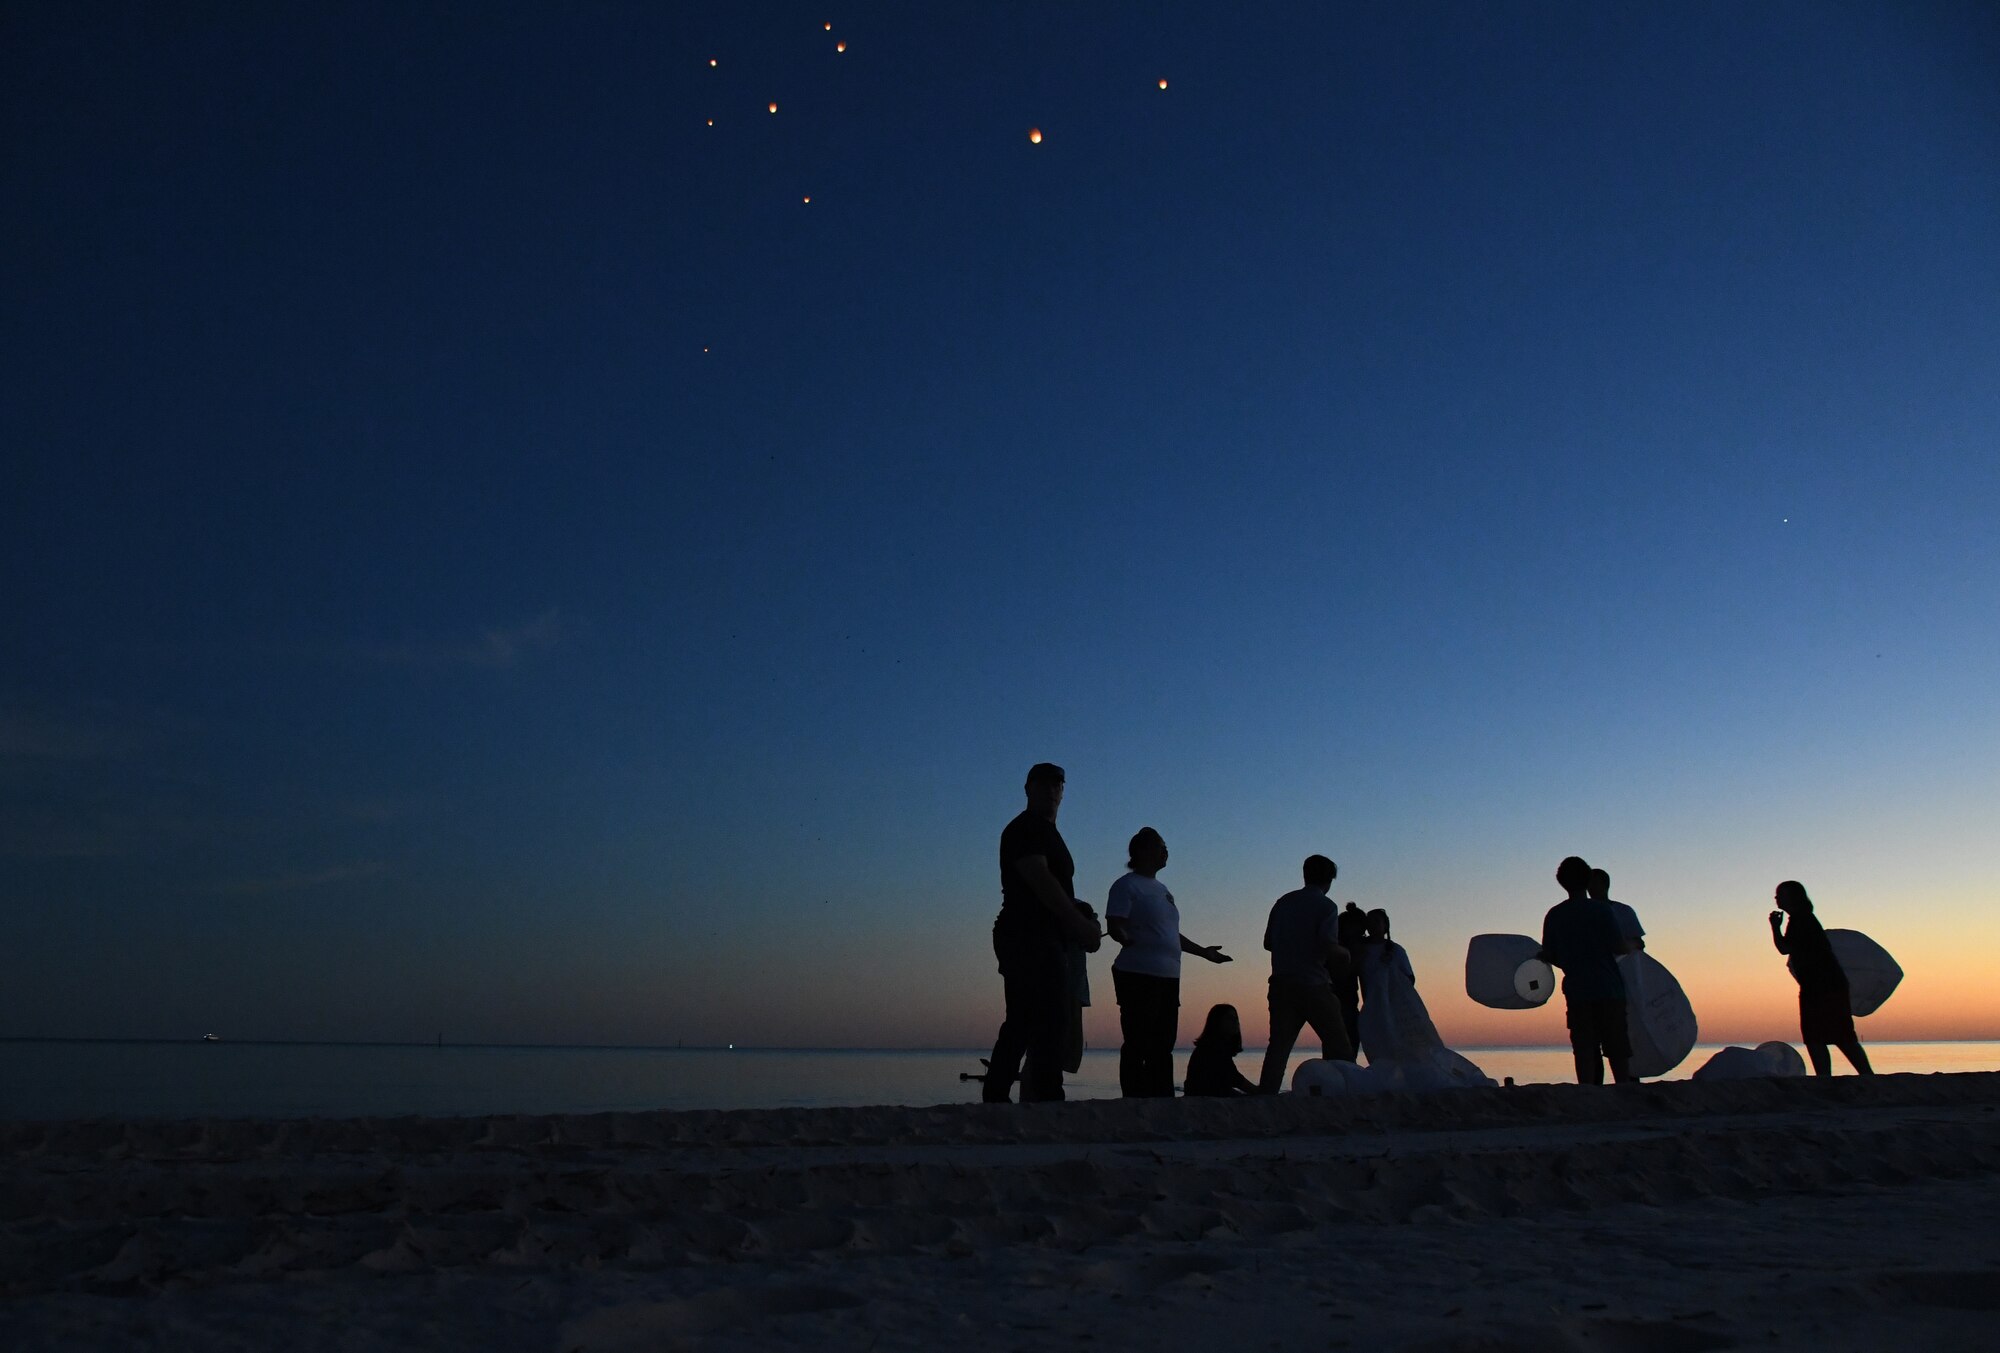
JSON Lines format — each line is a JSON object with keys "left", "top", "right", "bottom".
{"left": 1183, "top": 1004, "right": 1259, "bottom": 1096}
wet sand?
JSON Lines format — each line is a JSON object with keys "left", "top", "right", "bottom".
{"left": 4, "top": 1073, "right": 1998, "bottom": 1350}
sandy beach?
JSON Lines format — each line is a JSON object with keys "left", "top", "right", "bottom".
{"left": 4, "top": 1073, "right": 1998, "bottom": 1350}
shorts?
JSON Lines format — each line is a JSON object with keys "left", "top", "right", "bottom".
{"left": 1799, "top": 986, "right": 1857, "bottom": 1045}
{"left": 1565, "top": 997, "right": 1633, "bottom": 1061}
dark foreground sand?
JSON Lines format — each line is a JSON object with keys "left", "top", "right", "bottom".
{"left": 4, "top": 1073, "right": 1998, "bottom": 1350}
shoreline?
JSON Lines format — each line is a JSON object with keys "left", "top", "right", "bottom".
{"left": 5, "top": 1073, "right": 1999, "bottom": 1349}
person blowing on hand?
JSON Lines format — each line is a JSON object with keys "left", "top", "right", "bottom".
{"left": 1771, "top": 881, "right": 1873, "bottom": 1078}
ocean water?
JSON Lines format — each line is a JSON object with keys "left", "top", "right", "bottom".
{"left": 3, "top": 1039, "right": 1995, "bottom": 1122}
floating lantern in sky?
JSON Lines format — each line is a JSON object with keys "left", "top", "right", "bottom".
{"left": 768, "top": 101, "right": 778, "bottom": 113}
{"left": 835, "top": 41, "right": 846, "bottom": 52}
{"left": 1028, "top": 127, "right": 1043, "bottom": 144}
{"left": 802, "top": 195, "right": 811, "bottom": 203}
{"left": 1158, "top": 77, "right": 1169, "bottom": 89}
{"left": 708, "top": 58, "right": 717, "bottom": 67}
{"left": 824, "top": 21, "right": 832, "bottom": 30}
{"left": 706, "top": 118, "right": 714, "bottom": 126}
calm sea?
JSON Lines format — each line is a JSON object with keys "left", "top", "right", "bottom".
{"left": 3, "top": 1040, "right": 1996, "bottom": 1122}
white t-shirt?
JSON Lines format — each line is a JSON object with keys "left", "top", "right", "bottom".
{"left": 1107, "top": 871, "right": 1181, "bottom": 978}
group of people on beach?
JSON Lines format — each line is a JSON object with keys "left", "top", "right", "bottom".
{"left": 983, "top": 763, "right": 1873, "bottom": 1103}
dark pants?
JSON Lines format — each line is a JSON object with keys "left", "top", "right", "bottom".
{"left": 1113, "top": 968, "right": 1180, "bottom": 1098}
{"left": 1565, "top": 997, "right": 1633, "bottom": 1084}
{"left": 987, "top": 921, "right": 1067, "bottom": 1102}
{"left": 1259, "top": 975, "right": 1355, "bottom": 1094}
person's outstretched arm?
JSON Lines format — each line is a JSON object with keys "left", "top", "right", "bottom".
{"left": 1180, "top": 935, "right": 1230, "bottom": 963}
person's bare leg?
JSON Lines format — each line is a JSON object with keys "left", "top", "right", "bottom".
{"left": 1836, "top": 1037, "right": 1873, "bottom": 1075}
{"left": 1807, "top": 1042, "right": 1833, "bottom": 1077}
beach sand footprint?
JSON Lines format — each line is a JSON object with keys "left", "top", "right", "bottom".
{"left": 561, "top": 1282, "right": 864, "bottom": 1351}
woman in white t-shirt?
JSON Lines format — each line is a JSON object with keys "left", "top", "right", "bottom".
{"left": 1105, "top": 827, "right": 1232, "bottom": 1098}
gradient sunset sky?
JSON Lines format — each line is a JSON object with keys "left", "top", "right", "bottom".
{"left": 5, "top": 2, "right": 1997, "bottom": 1051}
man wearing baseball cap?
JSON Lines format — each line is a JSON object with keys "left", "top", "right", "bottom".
{"left": 984, "top": 762, "right": 1102, "bottom": 1101}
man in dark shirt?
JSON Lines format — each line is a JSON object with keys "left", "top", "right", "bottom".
{"left": 984, "top": 763, "right": 1101, "bottom": 1102}
{"left": 1256, "top": 855, "right": 1354, "bottom": 1093}
{"left": 1540, "top": 855, "right": 1633, "bottom": 1085}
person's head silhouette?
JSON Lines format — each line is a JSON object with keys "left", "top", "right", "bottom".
{"left": 1775, "top": 880, "right": 1812, "bottom": 915}
{"left": 1024, "top": 762, "right": 1065, "bottom": 818}
{"left": 1556, "top": 856, "right": 1592, "bottom": 897}
{"left": 1587, "top": 868, "right": 1611, "bottom": 900}
{"left": 1303, "top": 855, "right": 1337, "bottom": 891}
{"left": 1127, "top": 827, "right": 1168, "bottom": 875}
{"left": 1365, "top": 908, "right": 1391, "bottom": 942}
{"left": 1195, "top": 1004, "right": 1243, "bottom": 1054}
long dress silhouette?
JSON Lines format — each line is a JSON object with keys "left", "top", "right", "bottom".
{"left": 1356, "top": 936, "right": 1494, "bottom": 1090}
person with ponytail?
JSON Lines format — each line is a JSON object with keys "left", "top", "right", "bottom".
{"left": 1770, "top": 881, "right": 1873, "bottom": 1077}
{"left": 1105, "top": 827, "right": 1231, "bottom": 1097}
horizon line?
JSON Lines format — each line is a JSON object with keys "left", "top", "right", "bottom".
{"left": 6, "top": 1035, "right": 1998, "bottom": 1052}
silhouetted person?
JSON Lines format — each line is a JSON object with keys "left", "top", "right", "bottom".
{"left": 1257, "top": 854, "right": 1355, "bottom": 1093}
{"left": 1770, "top": 881, "right": 1874, "bottom": 1078}
{"left": 1106, "top": 827, "right": 1231, "bottom": 1098}
{"left": 1332, "top": 901, "right": 1369, "bottom": 1052}
{"left": 1540, "top": 855, "right": 1634, "bottom": 1085}
{"left": 1184, "top": 1004, "right": 1258, "bottom": 1096}
{"left": 1355, "top": 908, "right": 1495, "bottom": 1087}
{"left": 1587, "top": 867, "right": 1645, "bottom": 953}
{"left": 985, "top": 763, "right": 1101, "bottom": 1102}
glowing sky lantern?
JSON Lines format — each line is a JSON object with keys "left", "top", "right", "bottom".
{"left": 1158, "top": 77, "right": 1168, "bottom": 90}
{"left": 824, "top": 22, "right": 831, "bottom": 30}
{"left": 802, "top": 195, "right": 811, "bottom": 203}
{"left": 1028, "top": 127, "right": 1042, "bottom": 144}
{"left": 768, "top": 101, "right": 778, "bottom": 113}
{"left": 835, "top": 41, "right": 846, "bottom": 52}
{"left": 708, "top": 58, "right": 717, "bottom": 67}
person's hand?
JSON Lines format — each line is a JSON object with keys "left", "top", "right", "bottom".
{"left": 1769, "top": 910, "right": 1784, "bottom": 927}
{"left": 1201, "top": 946, "right": 1232, "bottom": 964}
{"left": 1068, "top": 903, "right": 1103, "bottom": 948}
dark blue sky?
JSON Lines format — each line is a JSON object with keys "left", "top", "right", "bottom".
{"left": 6, "top": 3, "right": 1997, "bottom": 1047}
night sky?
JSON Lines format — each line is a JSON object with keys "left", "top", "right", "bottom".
{"left": 6, "top": 3, "right": 1998, "bottom": 1050}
